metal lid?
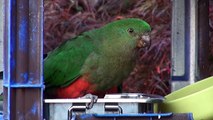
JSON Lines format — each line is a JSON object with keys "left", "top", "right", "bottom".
{"left": 45, "top": 93, "right": 164, "bottom": 103}
{"left": 104, "top": 93, "right": 164, "bottom": 103}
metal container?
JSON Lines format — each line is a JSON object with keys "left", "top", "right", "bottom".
{"left": 44, "top": 93, "right": 164, "bottom": 120}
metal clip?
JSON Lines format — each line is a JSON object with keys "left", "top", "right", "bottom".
{"left": 105, "top": 104, "right": 123, "bottom": 114}
{"left": 67, "top": 105, "right": 86, "bottom": 120}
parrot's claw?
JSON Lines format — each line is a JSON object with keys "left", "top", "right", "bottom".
{"left": 81, "top": 94, "right": 98, "bottom": 109}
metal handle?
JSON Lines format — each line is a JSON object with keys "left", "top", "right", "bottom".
{"left": 104, "top": 105, "right": 123, "bottom": 114}
{"left": 67, "top": 105, "right": 86, "bottom": 120}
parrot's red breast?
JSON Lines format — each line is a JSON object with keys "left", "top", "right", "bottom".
{"left": 56, "top": 77, "right": 118, "bottom": 98}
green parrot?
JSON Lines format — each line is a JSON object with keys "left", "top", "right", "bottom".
{"left": 44, "top": 18, "right": 151, "bottom": 98}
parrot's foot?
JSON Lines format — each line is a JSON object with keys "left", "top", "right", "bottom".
{"left": 81, "top": 94, "right": 98, "bottom": 109}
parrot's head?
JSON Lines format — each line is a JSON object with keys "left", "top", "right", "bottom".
{"left": 103, "top": 18, "right": 151, "bottom": 51}
{"left": 122, "top": 18, "right": 151, "bottom": 49}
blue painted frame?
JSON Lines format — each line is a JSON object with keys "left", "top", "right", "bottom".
{"left": 3, "top": 0, "right": 43, "bottom": 119}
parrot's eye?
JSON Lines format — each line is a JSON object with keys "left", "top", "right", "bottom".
{"left": 127, "top": 28, "right": 134, "bottom": 33}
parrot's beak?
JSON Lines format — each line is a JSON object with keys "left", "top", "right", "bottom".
{"left": 137, "top": 33, "right": 151, "bottom": 49}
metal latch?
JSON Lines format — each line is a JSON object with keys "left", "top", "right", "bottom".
{"left": 104, "top": 103, "right": 123, "bottom": 114}
{"left": 68, "top": 104, "right": 86, "bottom": 120}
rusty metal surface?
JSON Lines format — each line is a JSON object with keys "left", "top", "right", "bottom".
{"left": 3, "top": 0, "right": 43, "bottom": 119}
{"left": 198, "top": 0, "right": 210, "bottom": 79}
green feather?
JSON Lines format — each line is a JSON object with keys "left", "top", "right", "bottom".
{"left": 44, "top": 31, "right": 99, "bottom": 87}
{"left": 44, "top": 18, "right": 151, "bottom": 90}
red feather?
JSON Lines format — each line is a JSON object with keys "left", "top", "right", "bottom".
{"left": 56, "top": 77, "right": 118, "bottom": 98}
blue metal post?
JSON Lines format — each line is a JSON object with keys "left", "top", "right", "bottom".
{"left": 3, "top": 0, "right": 43, "bottom": 119}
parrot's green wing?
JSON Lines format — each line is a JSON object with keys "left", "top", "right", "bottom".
{"left": 44, "top": 30, "right": 99, "bottom": 88}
